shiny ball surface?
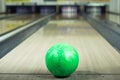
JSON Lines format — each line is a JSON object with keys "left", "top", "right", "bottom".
{"left": 45, "top": 43, "right": 79, "bottom": 77}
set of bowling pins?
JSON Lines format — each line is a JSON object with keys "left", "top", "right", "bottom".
{"left": 16, "top": 7, "right": 31, "bottom": 14}
{"left": 40, "top": 7, "right": 55, "bottom": 15}
{"left": 62, "top": 6, "right": 77, "bottom": 18}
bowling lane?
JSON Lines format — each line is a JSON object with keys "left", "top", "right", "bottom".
{"left": 52, "top": 14, "right": 84, "bottom": 20}
{"left": 0, "top": 14, "right": 16, "bottom": 19}
{"left": 0, "top": 14, "right": 43, "bottom": 35}
{"left": 0, "top": 15, "right": 120, "bottom": 75}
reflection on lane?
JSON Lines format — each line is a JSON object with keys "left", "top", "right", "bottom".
{"left": 0, "top": 14, "right": 43, "bottom": 35}
{"left": 52, "top": 15, "right": 84, "bottom": 20}
{"left": 41, "top": 20, "right": 96, "bottom": 36}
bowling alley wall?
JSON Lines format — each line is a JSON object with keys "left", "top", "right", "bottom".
{"left": 57, "top": 0, "right": 109, "bottom": 2}
{"left": 5, "top": 0, "right": 109, "bottom": 4}
{"left": 0, "top": 0, "right": 119, "bottom": 14}
{"left": 0, "top": 0, "right": 6, "bottom": 13}
{"left": 109, "top": 0, "right": 120, "bottom": 14}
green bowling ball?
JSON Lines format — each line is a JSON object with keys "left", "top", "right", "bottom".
{"left": 45, "top": 43, "right": 79, "bottom": 77}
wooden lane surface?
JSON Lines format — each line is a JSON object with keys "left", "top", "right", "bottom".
{"left": 52, "top": 15, "right": 83, "bottom": 20}
{"left": 0, "top": 14, "right": 15, "bottom": 18}
{"left": 0, "top": 14, "right": 43, "bottom": 35}
{"left": 0, "top": 19, "right": 120, "bottom": 75}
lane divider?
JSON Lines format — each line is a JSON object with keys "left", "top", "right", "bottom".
{"left": 0, "top": 14, "right": 55, "bottom": 43}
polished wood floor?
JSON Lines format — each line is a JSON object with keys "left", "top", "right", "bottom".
{"left": 0, "top": 15, "right": 120, "bottom": 79}
{"left": 0, "top": 14, "right": 42, "bottom": 35}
